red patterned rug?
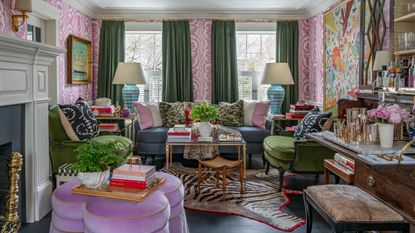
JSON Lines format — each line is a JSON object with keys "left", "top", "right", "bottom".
{"left": 162, "top": 164, "right": 305, "bottom": 232}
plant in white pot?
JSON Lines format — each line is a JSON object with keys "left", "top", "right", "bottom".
{"left": 72, "top": 141, "right": 123, "bottom": 189}
{"left": 367, "top": 104, "right": 411, "bottom": 148}
{"left": 191, "top": 104, "right": 220, "bottom": 138}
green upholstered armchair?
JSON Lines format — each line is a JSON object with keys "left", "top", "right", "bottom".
{"left": 48, "top": 106, "right": 133, "bottom": 174}
{"left": 263, "top": 130, "right": 335, "bottom": 191}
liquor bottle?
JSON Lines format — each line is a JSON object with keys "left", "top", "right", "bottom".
{"left": 409, "top": 56, "right": 415, "bottom": 88}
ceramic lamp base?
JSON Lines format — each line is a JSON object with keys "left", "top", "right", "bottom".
{"left": 267, "top": 84, "right": 285, "bottom": 114}
{"left": 122, "top": 84, "right": 139, "bottom": 113}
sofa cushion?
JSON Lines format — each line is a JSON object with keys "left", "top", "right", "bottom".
{"left": 137, "top": 127, "right": 169, "bottom": 143}
{"left": 294, "top": 110, "right": 332, "bottom": 141}
{"left": 134, "top": 102, "right": 163, "bottom": 130}
{"left": 263, "top": 136, "right": 295, "bottom": 161}
{"left": 231, "top": 126, "right": 270, "bottom": 143}
{"left": 306, "top": 185, "right": 403, "bottom": 222}
{"left": 59, "top": 97, "right": 99, "bottom": 141}
{"left": 159, "top": 102, "right": 186, "bottom": 128}
{"left": 244, "top": 101, "right": 270, "bottom": 129}
{"left": 218, "top": 100, "right": 244, "bottom": 127}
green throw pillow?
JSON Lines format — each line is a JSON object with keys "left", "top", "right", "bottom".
{"left": 218, "top": 100, "right": 244, "bottom": 127}
{"left": 159, "top": 102, "right": 186, "bottom": 128}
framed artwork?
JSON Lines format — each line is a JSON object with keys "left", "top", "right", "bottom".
{"left": 323, "top": 0, "right": 364, "bottom": 110}
{"left": 67, "top": 35, "right": 92, "bottom": 84}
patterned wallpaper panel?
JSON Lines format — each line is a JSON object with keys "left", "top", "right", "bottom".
{"left": 0, "top": 0, "right": 94, "bottom": 104}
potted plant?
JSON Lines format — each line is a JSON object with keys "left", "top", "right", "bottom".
{"left": 367, "top": 104, "right": 411, "bottom": 148}
{"left": 191, "top": 104, "right": 220, "bottom": 137}
{"left": 72, "top": 141, "right": 123, "bottom": 189}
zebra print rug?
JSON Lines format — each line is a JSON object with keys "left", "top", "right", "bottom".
{"left": 161, "top": 164, "right": 305, "bottom": 232}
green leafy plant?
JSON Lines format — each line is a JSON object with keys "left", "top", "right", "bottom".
{"left": 72, "top": 141, "right": 123, "bottom": 173}
{"left": 191, "top": 104, "right": 220, "bottom": 122}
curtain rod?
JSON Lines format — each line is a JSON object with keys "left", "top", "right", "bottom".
{"left": 98, "top": 18, "right": 289, "bottom": 22}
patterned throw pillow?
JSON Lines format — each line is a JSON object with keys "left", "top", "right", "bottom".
{"left": 218, "top": 100, "right": 244, "bottom": 127}
{"left": 294, "top": 110, "right": 332, "bottom": 141}
{"left": 159, "top": 102, "right": 186, "bottom": 128}
{"left": 59, "top": 98, "right": 99, "bottom": 141}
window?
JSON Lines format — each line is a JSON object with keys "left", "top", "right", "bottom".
{"left": 236, "top": 26, "right": 276, "bottom": 101}
{"left": 125, "top": 28, "right": 162, "bottom": 102}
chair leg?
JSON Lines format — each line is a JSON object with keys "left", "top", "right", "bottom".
{"left": 277, "top": 167, "right": 285, "bottom": 192}
{"left": 334, "top": 175, "right": 340, "bottom": 184}
{"left": 248, "top": 153, "right": 252, "bottom": 168}
{"left": 222, "top": 167, "right": 227, "bottom": 201}
{"left": 197, "top": 162, "right": 202, "bottom": 194}
{"left": 265, "top": 161, "right": 270, "bottom": 175}
{"left": 303, "top": 195, "right": 313, "bottom": 233}
{"left": 261, "top": 153, "right": 266, "bottom": 167}
{"left": 239, "top": 163, "right": 244, "bottom": 194}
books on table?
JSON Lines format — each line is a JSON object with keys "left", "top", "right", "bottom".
{"left": 334, "top": 153, "right": 355, "bottom": 171}
{"left": 109, "top": 164, "right": 156, "bottom": 189}
{"left": 167, "top": 127, "right": 191, "bottom": 142}
{"left": 91, "top": 105, "right": 115, "bottom": 117}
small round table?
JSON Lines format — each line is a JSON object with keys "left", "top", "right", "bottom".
{"left": 50, "top": 172, "right": 189, "bottom": 233}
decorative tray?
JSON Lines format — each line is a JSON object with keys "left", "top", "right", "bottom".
{"left": 72, "top": 177, "right": 166, "bottom": 201}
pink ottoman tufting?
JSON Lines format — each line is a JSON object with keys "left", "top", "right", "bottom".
{"left": 50, "top": 179, "right": 89, "bottom": 232}
{"left": 50, "top": 172, "right": 188, "bottom": 233}
{"left": 156, "top": 172, "right": 189, "bottom": 233}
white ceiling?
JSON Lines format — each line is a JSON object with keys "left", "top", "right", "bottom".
{"left": 70, "top": 0, "right": 339, "bottom": 19}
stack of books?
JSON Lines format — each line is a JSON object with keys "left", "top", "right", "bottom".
{"left": 286, "top": 103, "right": 315, "bottom": 118}
{"left": 167, "top": 127, "right": 192, "bottom": 142}
{"left": 110, "top": 164, "right": 156, "bottom": 189}
{"left": 91, "top": 105, "right": 115, "bottom": 117}
{"left": 334, "top": 153, "right": 355, "bottom": 171}
{"left": 98, "top": 123, "right": 119, "bottom": 132}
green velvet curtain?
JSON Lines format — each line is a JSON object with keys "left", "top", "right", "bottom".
{"left": 211, "top": 20, "right": 238, "bottom": 104}
{"left": 276, "top": 21, "right": 299, "bottom": 114}
{"left": 162, "top": 20, "right": 193, "bottom": 102}
{"left": 97, "top": 21, "right": 125, "bottom": 106}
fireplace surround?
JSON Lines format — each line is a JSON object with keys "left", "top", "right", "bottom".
{"left": 0, "top": 34, "right": 65, "bottom": 222}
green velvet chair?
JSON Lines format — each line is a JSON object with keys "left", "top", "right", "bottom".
{"left": 48, "top": 106, "right": 133, "bottom": 174}
{"left": 263, "top": 129, "right": 335, "bottom": 191}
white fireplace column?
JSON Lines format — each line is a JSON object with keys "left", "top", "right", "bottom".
{"left": 0, "top": 34, "right": 65, "bottom": 222}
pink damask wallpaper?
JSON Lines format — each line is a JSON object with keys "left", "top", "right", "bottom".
{"left": 298, "top": 14, "right": 324, "bottom": 104}
{"left": 190, "top": 19, "right": 212, "bottom": 102}
{"left": 0, "top": 0, "right": 94, "bottom": 104}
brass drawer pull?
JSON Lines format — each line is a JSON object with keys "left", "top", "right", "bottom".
{"left": 367, "top": 176, "right": 376, "bottom": 187}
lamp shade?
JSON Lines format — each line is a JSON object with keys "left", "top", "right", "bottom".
{"left": 373, "top": 51, "right": 392, "bottom": 71}
{"left": 112, "top": 62, "right": 146, "bottom": 85}
{"left": 260, "top": 63, "right": 294, "bottom": 85}
{"left": 14, "top": 0, "right": 32, "bottom": 12}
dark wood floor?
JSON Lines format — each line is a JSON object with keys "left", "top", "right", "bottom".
{"left": 19, "top": 156, "right": 332, "bottom": 233}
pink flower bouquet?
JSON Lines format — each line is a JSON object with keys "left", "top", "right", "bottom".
{"left": 367, "top": 105, "right": 411, "bottom": 124}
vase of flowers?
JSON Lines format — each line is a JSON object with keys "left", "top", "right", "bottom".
{"left": 72, "top": 141, "right": 123, "bottom": 189}
{"left": 367, "top": 105, "right": 411, "bottom": 148}
{"left": 190, "top": 104, "right": 220, "bottom": 137}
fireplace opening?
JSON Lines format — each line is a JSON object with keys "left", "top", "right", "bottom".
{"left": 0, "top": 105, "right": 26, "bottom": 223}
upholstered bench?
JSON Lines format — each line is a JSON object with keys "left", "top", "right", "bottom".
{"left": 304, "top": 185, "right": 410, "bottom": 233}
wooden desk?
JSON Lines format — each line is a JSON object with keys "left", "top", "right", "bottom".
{"left": 307, "top": 133, "right": 415, "bottom": 232}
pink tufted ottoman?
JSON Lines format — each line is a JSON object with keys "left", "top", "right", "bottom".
{"left": 50, "top": 172, "right": 189, "bottom": 233}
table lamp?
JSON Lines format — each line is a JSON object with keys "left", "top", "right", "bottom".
{"left": 373, "top": 50, "right": 392, "bottom": 89}
{"left": 112, "top": 62, "right": 146, "bottom": 113}
{"left": 261, "top": 63, "right": 294, "bottom": 114}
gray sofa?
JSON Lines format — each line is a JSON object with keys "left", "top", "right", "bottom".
{"left": 136, "top": 125, "right": 271, "bottom": 162}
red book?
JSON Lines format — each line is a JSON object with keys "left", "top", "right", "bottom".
{"left": 290, "top": 104, "right": 315, "bottom": 111}
{"left": 167, "top": 131, "right": 191, "bottom": 136}
{"left": 286, "top": 113, "right": 306, "bottom": 118}
{"left": 110, "top": 178, "right": 154, "bottom": 189}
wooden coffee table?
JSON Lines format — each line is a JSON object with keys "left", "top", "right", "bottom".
{"left": 165, "top": 138, "right": 247, "bottom": 179}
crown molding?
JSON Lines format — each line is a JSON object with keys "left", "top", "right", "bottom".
{"left": 305, "top": 0, "right": 340, "bottom": 18}
{"left": 94, "top": 10, "right": 310, "bottom": 20}
{"left": 66, "top": 0, "right": 99, "bottom": 16}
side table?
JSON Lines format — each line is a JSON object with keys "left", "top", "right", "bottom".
{"left": 96, "top": 115, "right": 137, "bottom": 147}
{"left": 50, "top": 172, "right": 189, "bottom": 233}
{"left": 323, "top": 159, "right": 354, "bottom": 185}
{"left": 268, "top": 114, "right": 303, "bottom": 135}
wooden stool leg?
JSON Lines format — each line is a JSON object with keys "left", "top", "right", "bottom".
{"left": 222, "top": 167, "right": 227, "bottom": 201}
{"left": 197, "top": 162, "right": 202, "bottom": 194}
{"left": 303, "top": 194, "right": 313, "bottom": 233}
{"left": 215, "top": 169, "right": 220, "bottom": 188}
{"left": 239, "top": 163, "right": 244, "bottom": 194}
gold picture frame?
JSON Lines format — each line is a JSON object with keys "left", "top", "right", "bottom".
{"left": 67, "top": 35, "right": 92, "bottom": 84}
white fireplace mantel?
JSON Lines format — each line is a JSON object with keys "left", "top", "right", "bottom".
{"left": 0, "top": 34, "right": 65, "bottom": 222}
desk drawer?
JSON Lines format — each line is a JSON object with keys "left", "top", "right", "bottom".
{"left": 355, "top": 161, "right": 415, "bottom": 225}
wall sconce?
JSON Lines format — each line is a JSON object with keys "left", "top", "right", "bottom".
{"left": 12, "top": 0, "right": 32, "bottom": 32}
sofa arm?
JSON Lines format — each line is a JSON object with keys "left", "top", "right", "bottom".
{"left": 292, "top": 140, "right": 335, "bottom": 173}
